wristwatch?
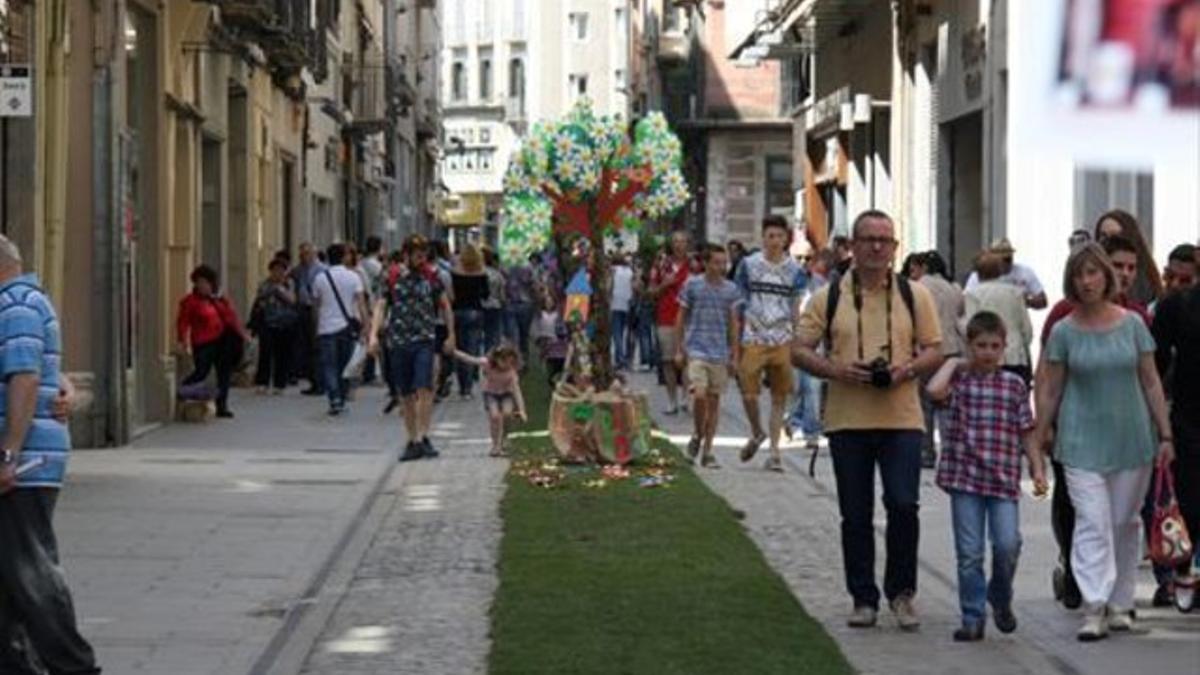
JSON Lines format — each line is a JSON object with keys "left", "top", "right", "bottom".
{"left": 1, "top": 449, "right": 15, "bottom": 465}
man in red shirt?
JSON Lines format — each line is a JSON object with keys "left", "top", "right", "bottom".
{"left": 649, "top": 231, "right": 693, "bottom": 414}
{"left": 1037, "top": 233, "right": 1150, "bottom": 610}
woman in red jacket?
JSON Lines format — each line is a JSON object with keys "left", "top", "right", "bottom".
{"left": 177, "top": 264, "right": 249, "bottom": 418}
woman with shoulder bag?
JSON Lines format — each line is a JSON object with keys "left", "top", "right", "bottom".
{"left": 177, "top": 264, "right": 250, "bottom": 418}
{"left": 251, "top": 258, "right": 299, "bottom": 395}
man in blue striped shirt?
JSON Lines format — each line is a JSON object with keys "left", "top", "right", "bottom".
{"left": 0, "top": 235, "right": 100, "bottom": 674}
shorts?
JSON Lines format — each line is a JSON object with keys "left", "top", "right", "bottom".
{"left": 739, "top": 344, "right": 793, "bottom": 399}
{"left": 391, "top": 340, "right": 435, "bottom": 396}
{"left": 687, "top": 360, "right": 730, "bottom": 395}
{"left": 483, "top": 391, "right": 517, "bottom": 416}
{"left": 656, "top": 326, "right": 679, "bottom": 364}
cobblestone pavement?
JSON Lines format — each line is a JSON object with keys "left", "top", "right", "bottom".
{"left": 631, "top": 370, "right": 1200, "bottom": 675}
{"left": 295, "top": 402, "right": 506, "bottom": 675}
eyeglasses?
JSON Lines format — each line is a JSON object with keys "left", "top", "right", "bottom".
{"left": 854, "top": 236, "right": 898, "bottom": 247}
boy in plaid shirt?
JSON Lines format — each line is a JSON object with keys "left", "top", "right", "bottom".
{"left": 927, "top": 311, "right": 1046, "bottom": 642}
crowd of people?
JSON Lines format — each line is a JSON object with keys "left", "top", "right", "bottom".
{"left": 168, "top": 206, "right": 1200, "bottom": 647}
{"left": 609, "top": 208, "right": 1198, "bottom": 643}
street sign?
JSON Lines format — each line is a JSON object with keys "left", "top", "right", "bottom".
{"left": 0, "top": 65, "right": 31, "bottom": 117}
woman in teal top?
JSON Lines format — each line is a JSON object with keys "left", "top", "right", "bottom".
{"left": 1034, "top": 243, "right": 1173, "bottom": 642}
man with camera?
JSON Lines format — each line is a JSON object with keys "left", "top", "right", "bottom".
{"left": 792, "top": 210, "right": 944, "bottom": 631}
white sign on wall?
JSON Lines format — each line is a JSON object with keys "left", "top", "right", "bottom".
{"left": 0, "top": 65, "right": 32, "bottom": 117}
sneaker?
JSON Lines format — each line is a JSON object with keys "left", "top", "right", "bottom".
{"left": 327, "top": 406, "right": 342, "bottom": 417}
{"left": 216, "top": 409, "right": 234, "bottom": 419}
{"left": 1106, "top": 608, "right": 1134, "bottom": 632}
{"left": 383, "top": 397, "right": 399, "bottom": 415}
{"left": 271, "top": 388, "right": 285, "bottom": 396}
{"left": 399, "top": 442, "right": 424, "bottom": 462}
{"left": 1175, "top": 575, "right": 1196, "bottom": 613}
{"left": 421, "top": 437, "right": 440, "bottom": 459}
{"left": 764, "top": 456, "right": 784, "bottom": 473}
{"left": 701, "top": 454, "right": 720, "bottom": 469}
{"left": 847, "top": 606, "right": 877, "bottom": 628}
{"left": 1077, "top": 610, "right": 1108, "bottom": 642}
{"left": 1151, "top": 583, "right": 1175, "bottom": 608}
{"left": 686, "top": 436, "right": 701, "bottom": 460}
{"left": 663, "top": 405, "right": 679, "bottom": 416}
{"left": 890, "top": 595, "right": 921, "bottom": 632}
{"left": 993, "top": 605, "right": 1017, "bottom": 634}
{"left": 460, "top": 392, "right": 473, "bottom": 401}
{"left": 953, "top": 623, "right": 985, "bottom": 642}
{"left": 739, "top": 434, "right": 766, "bottom": 462}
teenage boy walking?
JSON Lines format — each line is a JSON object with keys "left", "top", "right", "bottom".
{"left": 735, "top": 215, "right": 808, "bottom": 472}
{"left": 674, "top": 244, "right": 744, "bottom": 468}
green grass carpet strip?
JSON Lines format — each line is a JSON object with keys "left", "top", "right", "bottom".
{"left": 488, "top": 368, "right": 853, "bottom": 675}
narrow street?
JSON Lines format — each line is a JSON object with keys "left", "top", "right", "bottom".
{"left": 52, "top": 371, "right": 1200, "bottom": 674}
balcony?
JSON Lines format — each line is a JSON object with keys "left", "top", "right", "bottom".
{"left": 215, "top": 0, "right": 312, "bottom": 90}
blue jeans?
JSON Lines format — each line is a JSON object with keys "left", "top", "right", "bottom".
{"left": 611, "top": 310, "right": 630, "bottom": 370}
{"left": 950, "top": 491, "right": 1021, "bottom": 627}
{"left": 503, "top": 302, "right": 535, "bottom": 361}
{"left": 454, "top": 308, "right": 484, "bottom": 395}
{"left": 787, "top": 368, "right": 823, "bottom": 439}
{"left": 828, "top": 430, "right": 924, "bottom": 610}
{"left": 318, "top": 329, "right": 356, "bottom": 408}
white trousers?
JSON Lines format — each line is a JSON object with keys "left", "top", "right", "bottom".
{"left": 1065, "top": 465, "right": 1154, "bottom": 612}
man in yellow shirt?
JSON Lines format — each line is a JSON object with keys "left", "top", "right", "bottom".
{"left": 792, "top": 210, "right": 944, "bottom": 631}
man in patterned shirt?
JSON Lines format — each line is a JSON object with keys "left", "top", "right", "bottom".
{"left": 674, "top": 244, "right": 744, "bottom": 469}
{"left": 369, "top": 236, "right": 456, "bottom": 462}
{"left": 734, "top": 215, "right": 808, "bottom": 472}
{"left": 927, "top": 311, "right": 1042, "bottom": 642}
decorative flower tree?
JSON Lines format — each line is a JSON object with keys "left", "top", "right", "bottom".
{"left": 500, "top": 99, "right": 689, "bottom": 391}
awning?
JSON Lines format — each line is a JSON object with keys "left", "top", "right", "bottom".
{"left": 728, "top": 0, "right": 814, "bottom": 60}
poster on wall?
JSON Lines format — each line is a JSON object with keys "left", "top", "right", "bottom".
{"left": 1055, "top": 0, "right": 1199, "bottom": 110}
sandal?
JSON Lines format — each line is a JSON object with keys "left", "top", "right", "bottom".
{"left": 739, "top": 434, "right": 766, "bottom": 462}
